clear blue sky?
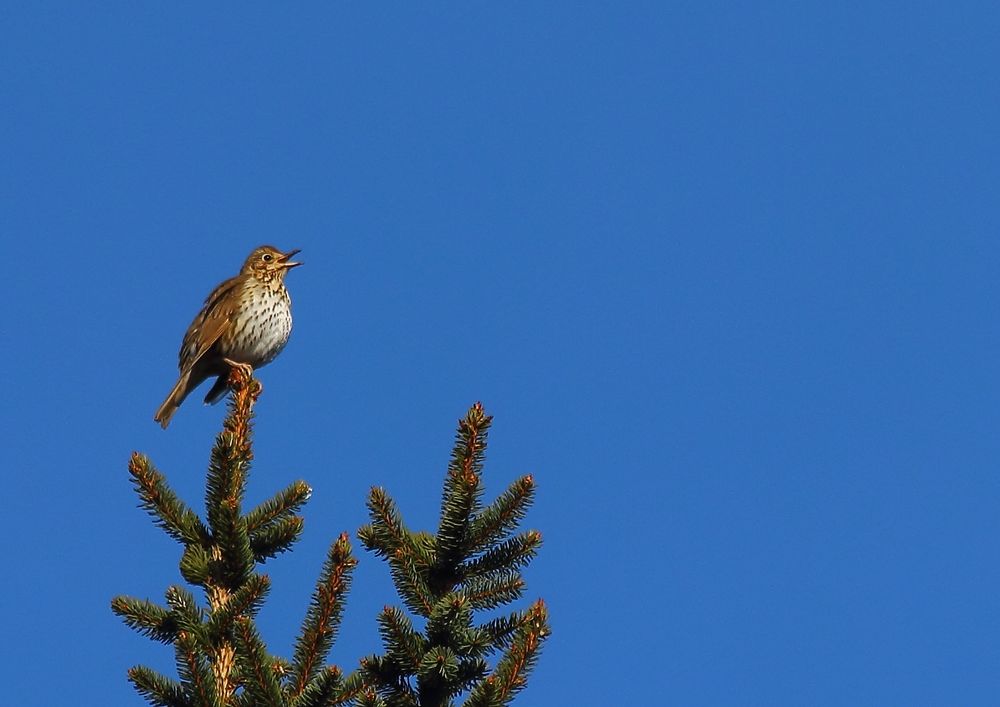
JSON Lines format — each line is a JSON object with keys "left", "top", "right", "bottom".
{"left": 3, "top": 3, "right": 999, "bottom": 705}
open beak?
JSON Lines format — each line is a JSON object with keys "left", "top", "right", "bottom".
{"left": 279, "top": 248, "right": 302, "bottom": 269}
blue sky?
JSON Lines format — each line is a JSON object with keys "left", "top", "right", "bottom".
{"left": 3, "top": 3, "right": 999, "bottom": 705}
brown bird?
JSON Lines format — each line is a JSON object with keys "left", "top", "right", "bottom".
{"left": 154, "top": 245, "right": 302, "bottom": 428}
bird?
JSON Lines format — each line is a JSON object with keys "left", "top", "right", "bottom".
{"left": 153, "top": 245, "right": 302, "bottom": 428}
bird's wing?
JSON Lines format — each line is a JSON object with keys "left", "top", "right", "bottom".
{"left": 177, "top": 275, "right": 243, "bottom": 372}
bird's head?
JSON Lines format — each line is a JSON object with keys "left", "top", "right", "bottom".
{"left": 242, "top": 245, "right": 302, "bottom": 280}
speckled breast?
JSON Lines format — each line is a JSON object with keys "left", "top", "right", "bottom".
{"left": 225, "top": 284, "right": 294, "bottom": 367}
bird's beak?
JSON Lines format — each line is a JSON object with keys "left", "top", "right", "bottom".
{"left": 279, "top": 248, "right": 302, "bottom": 269}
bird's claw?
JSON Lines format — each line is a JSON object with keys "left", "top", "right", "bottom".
{"left": 223, "top": 359, "right": 257, "bottom": 393}
{"left": 223, "top": 358, "right": 255, "bottom": 377}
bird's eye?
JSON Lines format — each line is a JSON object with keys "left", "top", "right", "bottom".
{"left": 262, "top": 253, "right": 273, "bottom": 262}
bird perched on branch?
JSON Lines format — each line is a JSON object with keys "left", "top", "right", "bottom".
{"left": 153, "top": 245, "right": 302, "bottom": 428}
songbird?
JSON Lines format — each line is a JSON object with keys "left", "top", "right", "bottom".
{"left": 153, "top": 245, "right": 302, "bottom": 428}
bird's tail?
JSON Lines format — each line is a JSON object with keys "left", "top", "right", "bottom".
{"left": 153, "top": 371, "right": 192, "bottom": 429}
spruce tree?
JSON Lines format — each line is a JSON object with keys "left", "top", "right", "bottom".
{"left": 113, "top": 371, "right": 548, "bottom": 706}
{"left": 356, "top": 403, "right": 549, "bottom": 707}
{"left": 112, "top": 370, "right": 361, "bottom": 706}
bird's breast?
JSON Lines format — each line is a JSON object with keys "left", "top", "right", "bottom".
{"left": 223, "top": 286, "right": 293, "bottom": 367}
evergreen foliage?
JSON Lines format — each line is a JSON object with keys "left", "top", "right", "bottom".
{"left": 112, "top": 370, "right": 359, "bottom": 706}
{"left": 114, "top": 373, "right": 547, "bottom": 706}
{"left": 357, "top": 403, "right": 549, "bottom": 707}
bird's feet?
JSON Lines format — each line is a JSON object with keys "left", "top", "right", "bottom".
{"left": 223, "top": 358, "right": 255, "bottom": 378}
{"left": 224, "top": 358, "right": 263, "bottom": 397}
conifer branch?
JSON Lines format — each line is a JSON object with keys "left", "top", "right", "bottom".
{"left": 289, "top": 532, "right": 356, "bottom": 697}
{"left": 246, "top": 480, "right": 312, "bottom": 534}
{"left": 359, "top": 487, "right": 410, "bottom": 558}
{"left": 204, "top": 433, "right": 254, "bottom": 590}
{"left": 129, "top": 452, "right": 210, "bottom": 546}
{"left": 175, "top": 631, "right": 219, "bottom": 707}
{"left": 389, "top": 543, "right": 435, "bottom": 617}
{"left": 361, "top": 489, "right": 436, "bottom": 616}
{"left": 205, "top": 429, "right": 250, "bottom": 535}
{"left": 425, "top": 595, "right": 471, "bottom": 649}
{"left": 358, "top": 655, "right": 418, "bottom": 705}
{"left": 460, "top": 531, "right": 541, "bottom": 581}
{"left": 462, "top": 681, "right": 500, "bottom": 707}
{"left": 331, "top": 670, "right": 368, "bottom": 706}
{"left": 250, "top": 516, "right": 305, "bottom": 562}
{"left": 112, "top": 596, "right": 178, "bottom": 643}
{"left": 377, "top": 606, "right": 426, "bottom": 671}
{"left": 210, "top": 517, "right": 254, "bottom": 591}
{"left": 454, "top": 627, "right": 494, "bottom": 660}
{"left": 435, "top": 405, "right": 490, "bottom": 571}
{"left": 454, "top": 658, "right": 489, "bottom": 693}
{"left": 206, "top": 573, "right": 270, "bottom": 639}
{"left": 354, "top": 688, "right": 389, "bottom": 707}
{"left": 467, "top": 477, "right": 534, "bottom": 555}
{"left": 127, "top": 665, "right": 190, "bottom": 707}
{"left": 165, "top": 586, "right": 208, "bottom": 642}
{"left": 289, "top": 666, "right": 343, "bottom": 707}
{"left": 224, "top": 366, "right": 260, "bottom": 441}
{"left": 232, "top": 616, "right": 284, "bottom": 706}
{"left": 468, "top": 600, "right": 549, "bottom": 707}
{"left": 460, "top": 572, "right": 524, "bottom": 611}
{"left": 179, "top": 543, "right": 213, "bottom": 587}
{"left": 416, "top": 645, "right": 459, "bottom": 704}
{"left": 203, "top": 371, "right": 258, "bottom": 591}
{"left": 472, "top": 612, "right": 528, "bottom": 653}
